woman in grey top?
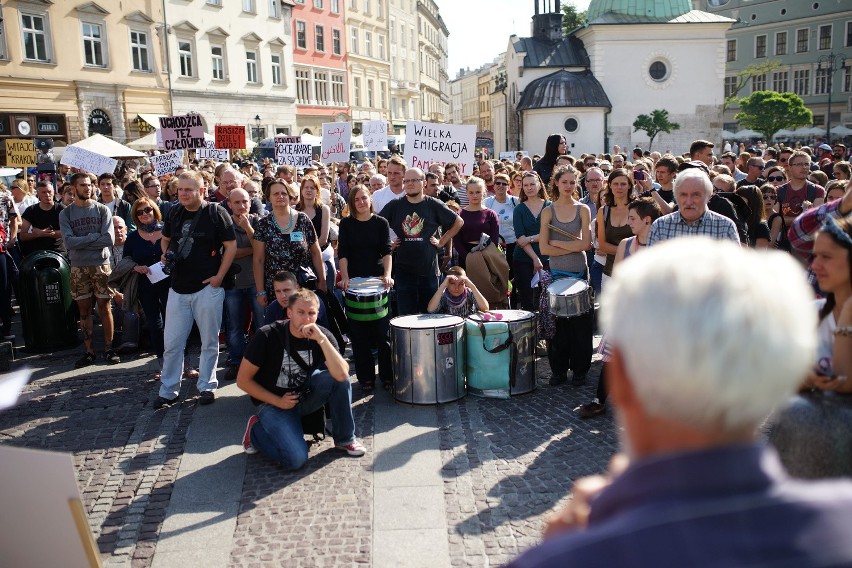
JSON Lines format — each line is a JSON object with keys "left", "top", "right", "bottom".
{"left": 539, "top": 165, "right": 593, "bottom": 387}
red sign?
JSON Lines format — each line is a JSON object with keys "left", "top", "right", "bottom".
{"left": 214, "top": 125, "right": 246, "bottom": 150}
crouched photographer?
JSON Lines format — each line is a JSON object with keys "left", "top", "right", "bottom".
{"left": 236, "top": 289, "right": 366, "bottom": 469}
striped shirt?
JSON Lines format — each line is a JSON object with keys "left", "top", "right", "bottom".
{"left": 647, "top": 209, "right": 739, "bottom": 246}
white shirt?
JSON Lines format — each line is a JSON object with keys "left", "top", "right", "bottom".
{"left": 815, "top": 298, "right": 836, "bottom": 375}
{"left": 372, "top": 185, "right": 405, "bottom": 217}
{"left": 484, "top": 195, "right": 518, "bottom": 243}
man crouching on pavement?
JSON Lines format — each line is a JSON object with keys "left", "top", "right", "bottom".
{"left": 237, "top": 288, "right": 365, "bottom": 469}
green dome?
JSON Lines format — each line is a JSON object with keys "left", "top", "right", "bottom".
{"left": 587, "top": 0, "right": 692, "bottom": 20}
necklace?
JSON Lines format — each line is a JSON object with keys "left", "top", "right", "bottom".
{"left": 272, "top": 208, "right": 295, "bottom": 233}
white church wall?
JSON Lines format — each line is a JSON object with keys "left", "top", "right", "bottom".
{"left": 522, "top": 108, "right": 606, "bottom": 155}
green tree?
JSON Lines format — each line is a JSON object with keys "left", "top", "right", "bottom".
{"left": 562, "top": 2, "right": 587, "bottom": 33}
{"left": 734, "top": 91, "right": 812, "bottom": 141}
{"left": 632, "top": 110, "right": 680, "bottom": 151}
{"left": 722, "top": 60, "right": 782, "bottom": 113}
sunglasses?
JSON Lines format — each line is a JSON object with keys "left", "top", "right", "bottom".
{"left": 762, "top": 194, "right": 776, "bottom": 199}
{"left": 494, "top": 181, "right": 509, "bottom": 186}
{"left": 767, "top": 176, "right": 785, "bottom": 182}
{"left": 139, "top": 207, "right": 154, "bottom": 215}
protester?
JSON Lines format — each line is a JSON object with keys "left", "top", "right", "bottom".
{"left": 426, "top": 265, "right": 488, "bottom": 317}
{"left": 533, "top": 134, "right": 567, "bottom": 187}
{"left": 513, "top": 172, "right": 551, "bottom": 311}
{"left": 596, "top": 168, "right": 633, "bottom": 290}
{"left": 19, "top": 180, "right": 64, "bottom": 256}
{"left": 453, "top": 177, "right": 499, "bottom": 269}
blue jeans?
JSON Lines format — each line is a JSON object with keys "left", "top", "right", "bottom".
{"left": 250, "top": 369, "right": 356, "bottom": 470}
{"left": 159, "top": 285, "right": 224, "bottom": 400}
{"left": 224, "top": 286, "right": 266, "bottom": 366}
{"left": 394, "top": 271, "right": 439, "bottom": 316}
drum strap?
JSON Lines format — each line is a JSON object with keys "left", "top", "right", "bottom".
{"left": 475, "top": 319, "right": 518, "bottom": 389}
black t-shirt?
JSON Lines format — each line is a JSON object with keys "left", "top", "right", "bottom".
{"left": 162, "top": 202, "right": 236, "bottom": 294}
{"left": 21, "top": 203, "right": 65, "bottom": 255}
{"left": 379, "top": 196, "right": 458, "bottom": 276}
{"left": 337, "top": 215, "right": 392, "bottom": 278}
{"left": 656, "top": 188, "right": 674, "bottom": 204}
{"left": 243, "top": 320, "right": 338, "bottom": 406}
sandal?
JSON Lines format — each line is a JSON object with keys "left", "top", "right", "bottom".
{"left": 183, "top": 368, "right": 199, "bottom": 379}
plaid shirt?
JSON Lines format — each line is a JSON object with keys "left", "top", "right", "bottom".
{"left": 647, "top": 209, "right": 739, "bottom": 246}
{"left": 788, "top": 196, "right": 845, "bottom": 288}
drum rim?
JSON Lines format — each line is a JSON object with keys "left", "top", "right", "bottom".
{"left": 547, "top": 278, "right": 589, "bottom": 295}
{"left": 391, "top": 314, "right": 465, "bottom": 328}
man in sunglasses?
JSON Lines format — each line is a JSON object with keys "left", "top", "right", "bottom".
{"left": 736, "top": 157, "right": 766, "bottom": 189}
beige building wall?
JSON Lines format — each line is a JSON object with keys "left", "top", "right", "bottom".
{"left": 0, "top": 0, "right": 169, "bottom": 145}
{"left": 416, "top": 0, "right": 448, "bottom": 122}
{"left": 389, "top": 0, "right": 419, "bottom": 133}
{"left": 347, "top": 0, "right": 392, "bottom": 132}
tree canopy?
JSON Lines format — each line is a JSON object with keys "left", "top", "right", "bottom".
{"left": 734, "top": 91, "right": 812, "bottom": 141}
{"left": 562, "top": 2, "right": 587, "bottom": 33}
{"left": 632, "top": 110, "right": 680, "bottom": 150}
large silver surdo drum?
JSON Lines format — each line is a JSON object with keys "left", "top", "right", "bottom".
{"left": 465, "top": 310, "right": 537, "bottom": 398}
{"left": 390, "top": 314, "right": 466, "bottom": 404}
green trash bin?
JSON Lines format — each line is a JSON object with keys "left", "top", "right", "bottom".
{"left": 19, "top": 251, "right": 78, "bottom": 352}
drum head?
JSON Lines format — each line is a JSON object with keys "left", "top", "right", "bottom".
{"left": 547, "top": 278, "right": 588, "bottom": 296}
{"left": 469, "top": 310, "right": 534, "bottom": 322}
{"left": 348, "top": 277, "right": 386, "bottom": 295}
{"left": 391, "top": 314, "right": 464, "bottom": 328}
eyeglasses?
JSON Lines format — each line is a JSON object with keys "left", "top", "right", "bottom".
{"left": 779, "top": 158, "right": 789, "bottom": 164}
{"left": 403, "top": 178, "right": 424, "bottom": 183}
{"left": 145, "top": 183, "right": 161, "bottom": 189}
{"left": 139, "top": 207, "right": 154, "bottom": 215}
{"left": 762, "top": 193, "right": 776, "bottom": 200}
{"left": 767, "top": 175, "right": 785, "bottom": 182}
{"left": 494, "top": 181, "right": 509, "bottom": 186}
{"left": 789, "top": 162, "right": 809, "bottom": 167}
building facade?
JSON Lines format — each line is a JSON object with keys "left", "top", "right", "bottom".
{"left": 346, "top": 0, "right": 391, "bottom": 134}
{"left": 389, "top": 0, "right": 419, "bottom": 133}
{"left": 705, "top": 0, "right": 852, "bottom": 136}
{"left": 417, "top": 0, "right": 450, "bottom": 122}
{"left": 0, "top": 0, "right": 170, "bottom": 154}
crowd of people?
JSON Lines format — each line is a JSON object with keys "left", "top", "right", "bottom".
{"left": 3, "top": 133, "right": 852, "bottom": 563}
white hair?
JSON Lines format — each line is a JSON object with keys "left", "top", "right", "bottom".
{"left": 370, "top": 174, "right": 387, "bottom": 185}
{"left": 674, "top": 168, "right": 712, "bottom": 195}
{"left": 601, "top": 237, "right": 815, "bottom": 432}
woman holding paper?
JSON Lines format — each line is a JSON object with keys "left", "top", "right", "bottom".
{"left": 123, "top": 198, "right": 170, "bottom": 367}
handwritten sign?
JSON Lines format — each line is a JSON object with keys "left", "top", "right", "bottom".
{"left": 215, "top": 125, "right": 246, "bottom": 150}
{"left": 150, "top": 151, "right": 183, "bottom": 177}
{"left": 406, "top": 121, "right": 476, "bottom": 175}
{"left": 320, "top": 122, "right": 352, "bottom": 164}
{"left": 60, "top": 145, "right": 118, "bottom": 176}
{"left": 5, "top": 139, "right": 35, "bottom": 168}
{"left": 363, "top": 120, "right": 388, "bottom": 152}
{"left": 275, "top": 136, "right": 312, "bottom": 168}
{"left": 197, "top": 140, "right": 230, "bottom": 161}
{"left": 158, "top": 114, "right": 205, "bottom": 151}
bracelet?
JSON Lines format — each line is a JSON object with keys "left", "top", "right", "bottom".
{"left": 318, "top": 338, "right": 326, "bottom": 345}
{"left": 256, "top": 291, "right": 267, "bottom": 297}
{"left": 835, "top": 326, "right": 852, "bottom": 337}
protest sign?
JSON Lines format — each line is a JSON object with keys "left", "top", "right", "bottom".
{"left": 405, "top": 121, "right": 476, "bottom": 175}
{"left": 320, "top": 122, "right": 351, "bottom": 164}
{"left": 275, "top": 136, "right": 312, "bottom": 168}
{"left": 363, "top": 120, "right": 388, "bottom": 152}
{"left": 60, "top": 145, "right": 118, "bottom": 176}
{"left": 215, "top": 125, "right": 246, "bottom": 150}
{"left": 197, "top": 140, "right": 230, "bottom": 161}
{"left": 158, "top": 114, "right": 205, "bottom": 151}
{"left": 150, "top": 151, "right": 183, "bottom": 177}
{"left": 5, "top": 139, "right": 35, "bottom": 168}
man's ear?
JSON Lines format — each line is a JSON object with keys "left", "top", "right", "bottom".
{"left": 607, "top": 347, "right": 638, "bottom": 412}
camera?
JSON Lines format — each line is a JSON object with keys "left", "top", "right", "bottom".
{"left": 633, "top": 170, "right": 645, "bottom": 181}
{"left": 162, "top": 251, "right": 177, "bottom": 275}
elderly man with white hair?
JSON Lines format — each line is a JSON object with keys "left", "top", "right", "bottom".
{"left": 647, "top": 168, "right": 739, "bottom": 245}
{"left": 508, "top": 238, "right": 852, "bottom": 568}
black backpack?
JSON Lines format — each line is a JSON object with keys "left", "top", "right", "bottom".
{"left": 712, "top": 192, "right": 750, "bottom": 245}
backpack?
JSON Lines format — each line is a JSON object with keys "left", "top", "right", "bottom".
{"left": 776, "top": 182, "right": 818, "bottom": 206}
{"left": 713, "top": 192, "right": 750, "bottom": 245}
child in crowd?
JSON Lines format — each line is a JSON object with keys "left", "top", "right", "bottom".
{"left": 427, "top": 266, "right": 489, "bottom": 318}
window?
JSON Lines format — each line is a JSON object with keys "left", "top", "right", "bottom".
{"left": 271, "top": 54, "right": 282, "bottom": 85}
{"left": 819, "top": 24, "right": 832, "bottom": 50}
{"left": 296, "top": 69, "right": 311, "bottom": 103}
{"left": 400, "top": 23, "right": 406, "bottom": 47}
{"left": 178, "top": 41, "right": 194, "bottom": 77}
{"left": 726, "top": 39, "right": 736, "bottom": 62}
{"left": 350, "top": 27, "right": 359, "bottom": 54}
{"left": 378, "top": 35, "right": 385, "bottom": 60}
{"left": 243, "top": 0, "right": 256, "bottom": 13}
{"left": 367, "top": 79, "right": 374, "bottom": 107}
{"left": 332, "top": 74, "right": 344, "bottom": 105}
{"left": 752, "top": 73, "right": 766, "bottom": 92}
{"left": 354, "top": 77, "right": 361, "bottom": 106}
{"left": 724, "top": 76, "right": 737, "bottom": 98}
{"left": 390, "top": 19, "right": 396, "bottom": 43}
{"left": 793, "top": 69, "right": 810, "bottom": 96}
{"left": 296, "top": 21, "right": 306, "bottom": 49}
{"left": 246, "top": 51, "right": 258, "bottom": 83}
{"left": 332, "top": 29, "right": 342, "bottom": 55}
{"left": 772, "top": 71, "right": 788, "bottom": 92}
{"left": 847, "top": 21, "right": 852, "bottom": 47}
{"left": 845, "top": 67, "right": 852, "bottom": 93}
{"left": 313, "top": 0, "right": 323, "bottom": 8}
{"left": 364, "top": 0, "right": 371, "bottom": 15}
{"left": 775, "top": 32, "right": 787, "bottom": 56}
{"left": 211, "top": 45, "right": 225, "bottom": 80}
{"left": 380, "top": 80, "right": 387, "bottom": 108}
{"left": 82, "top": 22, "right": 106, "bottom": 67}
{"left": 130, "top": 31, "right": 150, "bottom": 72}
{"left": 270, "top": 0, "right": 280, "bottom": 18}
{"left": 365, "top": 31, "right": 372, "bottom": 57}
{"left": 648, "top": 60, "right": 669, "bottom": 82}
{"left": 815, "top": 66, "right": 830, "bottom": 95}
{"left": 315, "top": 25, "right": 325, "bottom": 52}
{"left": 331, "top": 0, "right": 340, "bottom": 13}
{"left": 797, "top": 28, "right": 809, "bottom": 53}
{"left": 755, "top": 34, "right": 767, "bottom": 58}
{"left": 207, "top": 0, "right": 222, "bottom": 4}
{"left": 21, "top": 13, "right": 49, "bottom": 62}
{"left": 315, "top": 72, "right": 328, "bottom": 104}
{"left": 377, "top": 0, "right": 384, "bottom": 17}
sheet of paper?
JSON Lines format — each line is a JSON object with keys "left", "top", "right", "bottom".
{"left": 530, "top": 271, "right": 540, "bottom": 288}
{"left": 147, "top": 262, "right": 168, "bottom": 284}
{"left": 0, "top": 368, "right": 31, "bottom": 411}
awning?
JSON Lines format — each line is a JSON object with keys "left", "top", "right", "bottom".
{"left": 135, "top": 114, "right": 166, "bottom": 129}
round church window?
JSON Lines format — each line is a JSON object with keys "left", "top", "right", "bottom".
{"left": 564, "top": 118, "right": 579, "bottom": 133}
{"left": 649, "top": 61, "right": 669, "bottom": 82}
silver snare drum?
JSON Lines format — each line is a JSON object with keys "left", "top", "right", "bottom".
{"left": 547, "top": 278, "right": 592, "bottom": 318}
{"left": 390, "top": 314, "right": 466, "bottom": 404}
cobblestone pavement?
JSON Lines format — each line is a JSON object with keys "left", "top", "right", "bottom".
{"left": 1, "top": 337, "right": 617, "bottom": 567}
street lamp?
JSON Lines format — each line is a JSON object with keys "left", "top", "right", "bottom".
{"left": 254, "top": 114, "right": 261, "bottom": 143}
{"left": 816, "top": 53, "right": 848, "bottom": 140}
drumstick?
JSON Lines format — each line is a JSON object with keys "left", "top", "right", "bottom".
{"left": 547, "top": 224, "right": 582, "bottom": 241}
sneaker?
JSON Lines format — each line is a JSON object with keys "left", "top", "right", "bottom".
{"left": 154, "top": 396, "right": 179, "bottom": 410}
{"left": 223, "top": 364, "right": 239, "bottom": 382}
{"left": 334, "top": 439, "right": 366, "bottom": 457}
{"left": 75, "top": 352, "right": 97, "bottom": 369}
{"left": 243, "top": 415, "right": 259, "bottom": 454}
{"left": 104, "top": 350, "right": 121, "bottom": 365}
{"left": 577, "top": 402, "right": 606, "bottom": 419}
{"left": 548, "top": 373, "right": 568, "bottom": 386}
{"left": 199, "top": 391, "right": 216, "bottom": 405}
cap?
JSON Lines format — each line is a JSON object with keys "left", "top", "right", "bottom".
{"left": 819, "top": 144, "right": 832, "bottom": 151}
